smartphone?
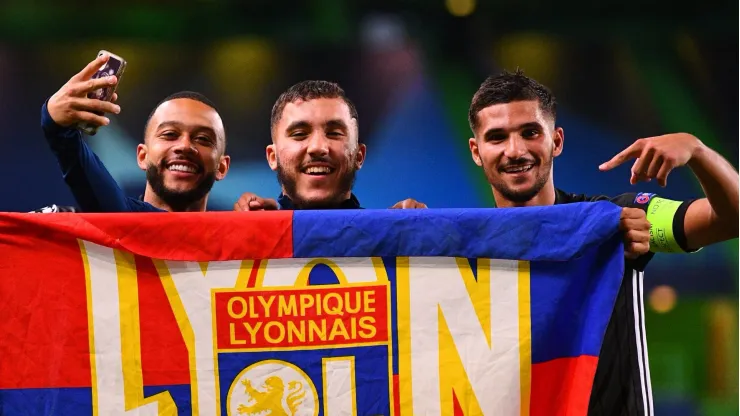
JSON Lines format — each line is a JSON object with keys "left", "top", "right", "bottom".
{"left": 78, "top": 50, "right": 127, "bottom": 136}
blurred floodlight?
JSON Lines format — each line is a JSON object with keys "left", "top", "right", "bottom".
{"left": 649, "top": 285, "right": 678, "bottom": 313}
{"left": 446, "top": 0, "right": 476, "bottom": 17}
{"left": 361, "top": 14, "right": 407, "bottom": 52}
{"left": 493, "top": 33, "right": 561, "bottom": 87}
{"left": 207, "top": 38, "right": 276, "bottom": 109}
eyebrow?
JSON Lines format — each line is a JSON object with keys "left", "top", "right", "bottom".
{"left": 284, "top": 119, "right": 350, "bottom": 133}
{"left": 156, "top": 121, "right": 185, "bottom": 131}
{"left": 483, "top": 122, "right": 543, "bottom": 139}
{"left": 285, "top": 121, "right": 312, "bottom": 132}
{"left": 324, "top": 119, "right": 349, "bottom": 130}
{"left": 156, "top": 121, "right": 217, "bottom": 137}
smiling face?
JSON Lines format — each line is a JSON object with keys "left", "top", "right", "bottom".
{"left": 266, "top": 97, "right": 366, "bottom": 209}
{"left": 469, "top": 100, "right": 563, "bottom": 205}
{"left": 136, "top": 98, "right": 230, "bottom": 211}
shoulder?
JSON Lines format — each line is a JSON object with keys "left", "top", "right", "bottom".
{"left": 604, "top": 192, "right": 696, "bottom": 219}
{"left": 607, "top": 192, "right": 657, "bottom": 209}
{"left": 555, "top": 189, "right": 616, "bottom": 204}
{"left": 571, "top": 189, "right": 698, "bottom": 254}
{"left": 556, "top": 189, "right": 658, "bottom": 210}
{"left": 127, "top": 197, "right": 167, "bottom": 212}
{"left": 29, "top": 204, "right": 79, "bottom": 213}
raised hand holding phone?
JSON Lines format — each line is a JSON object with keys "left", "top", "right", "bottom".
{"left": 47, "top": 51, "right": 125, "bottom": 135}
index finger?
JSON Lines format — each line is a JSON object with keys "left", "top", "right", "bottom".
{"left": 72, "top": 76, "right": 117, "bottom": 95}
{"left": 599, "top": 141, "right": 644, "bottom": 171}
{"left": 248, "top": 199, "right": 264, "bottom": 210}
{"left": 73, "top": 53, "right": 110, "bottom": 81}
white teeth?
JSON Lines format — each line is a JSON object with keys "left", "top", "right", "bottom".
{"left": 168, "top": 164, "right": 197, "bottom": 173}
{"left": 506, "top": 165, "right": 533, "bottom": 173}
{"left": 305, "top": 166, "right": 331, "bottom": 174}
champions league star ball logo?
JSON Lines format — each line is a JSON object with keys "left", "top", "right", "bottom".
{"left": 227, "top": 360, "right": 319, "bottom": 416}
{"left": 634, "top": 193, "right": 653, "bottom": 204}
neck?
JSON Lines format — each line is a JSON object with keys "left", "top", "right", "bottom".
{"left": 281, "top": 188, "right": 352, "bottom": 208}
{"left": 492, "top": 180, "right": 556, "bottom": 208}
{"left": 143, "top": 184, "right": 208, "bottom": 212}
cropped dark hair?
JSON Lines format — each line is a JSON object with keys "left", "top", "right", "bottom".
{"left": 468, "top": 69, "right": 557, "bottom": 132}
{"left": 144, "top": 91, "right": 224, "bottom": 145}
{"left": 271, "top": 80, "right": 359, "bottom": 131}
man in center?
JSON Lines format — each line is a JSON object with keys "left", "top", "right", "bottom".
{"left": 234, "top": 80, "right": 424, "bottom": 210}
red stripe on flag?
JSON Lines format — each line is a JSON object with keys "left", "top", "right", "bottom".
{"left": 393, "top": 374, "right": 400, "bottom": 416}
{"left": 453, "top": 390, "right": 464, "bottom": 415}
{"left": 530, "top": 355, "right": 599, "bottom": 416}
{"left": 246, "top": 259, "right": 261, "bottom": 288}
{"left": 83, "top": 212, "right": 294, "bottom": 260}
{"left": 0, "top": 212, "right": 294, "bottom": 261}
{"left": 0, "top": 235, "right": 91, "bottom": 388}
{"left": 137, "top": 256, "right": 190, "bottom": 386}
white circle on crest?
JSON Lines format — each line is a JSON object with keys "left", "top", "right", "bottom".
{"left": 227, "top": 359, "right": 318, "bottom": 416}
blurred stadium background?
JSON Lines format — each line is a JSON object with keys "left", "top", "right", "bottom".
{"left": 0, "top": 0, "right": 737, "bottom": 414}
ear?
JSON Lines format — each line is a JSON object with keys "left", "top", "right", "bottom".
{"left": 469, "top": 137, "right": 483, "bottom": 166}
{"left": 136, "top": 143, "right": 148, "bottom": 171}
{"left": 266, "top": 144, "right": 278, "bottom": 171}
{"left": 215, "top": 155, "right": 231, "bottom": 181}
{"left": 354, "top": 143, "right": 367, "bottom": 169}
{"left": 552, "top": 127, "right": 564, "bottom": 157}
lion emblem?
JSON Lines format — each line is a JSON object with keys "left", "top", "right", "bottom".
{"left": 227, "top": 360, "right": 318, "bottom": 416}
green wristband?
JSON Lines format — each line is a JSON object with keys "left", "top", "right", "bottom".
{"left": 646, "top": 197, "right": 684, "bottom": 253}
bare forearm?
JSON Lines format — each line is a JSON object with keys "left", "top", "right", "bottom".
{"left": 687, "top": 143, "right": 739, "bottom": 222}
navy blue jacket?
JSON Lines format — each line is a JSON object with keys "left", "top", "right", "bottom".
{"left": 277, "top": 193, "right": 363, "bottom": 210}
{"left": 41, "top": 101, "right": 164, "bottom": 213}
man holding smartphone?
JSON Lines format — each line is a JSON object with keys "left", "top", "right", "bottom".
{"left": 39, "top": 53, "right": 230, "bottom": 213}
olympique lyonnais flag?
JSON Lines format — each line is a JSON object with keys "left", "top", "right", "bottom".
{"left": 0, "top": 202, "right": 625, "bottom": 416}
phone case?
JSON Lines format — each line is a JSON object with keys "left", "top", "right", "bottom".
{"left": 78, "top": 50, "right": 127, "bottom": 136}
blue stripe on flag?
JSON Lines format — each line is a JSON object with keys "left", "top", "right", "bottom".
{"left": 292, "top": 202, "right": 622, "bottom": 260}
{"left": 530, "top": 238, "right": 625, "bottom": 362}
{"left": 0, "top": 385, "right": 192, "bottom": 415}
{"left": 0, "top": 387, "right": 92, "bottom": 415}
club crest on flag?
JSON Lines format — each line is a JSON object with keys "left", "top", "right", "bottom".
{"left": 213, "top": 268, "right": 394, "bottom": 416}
